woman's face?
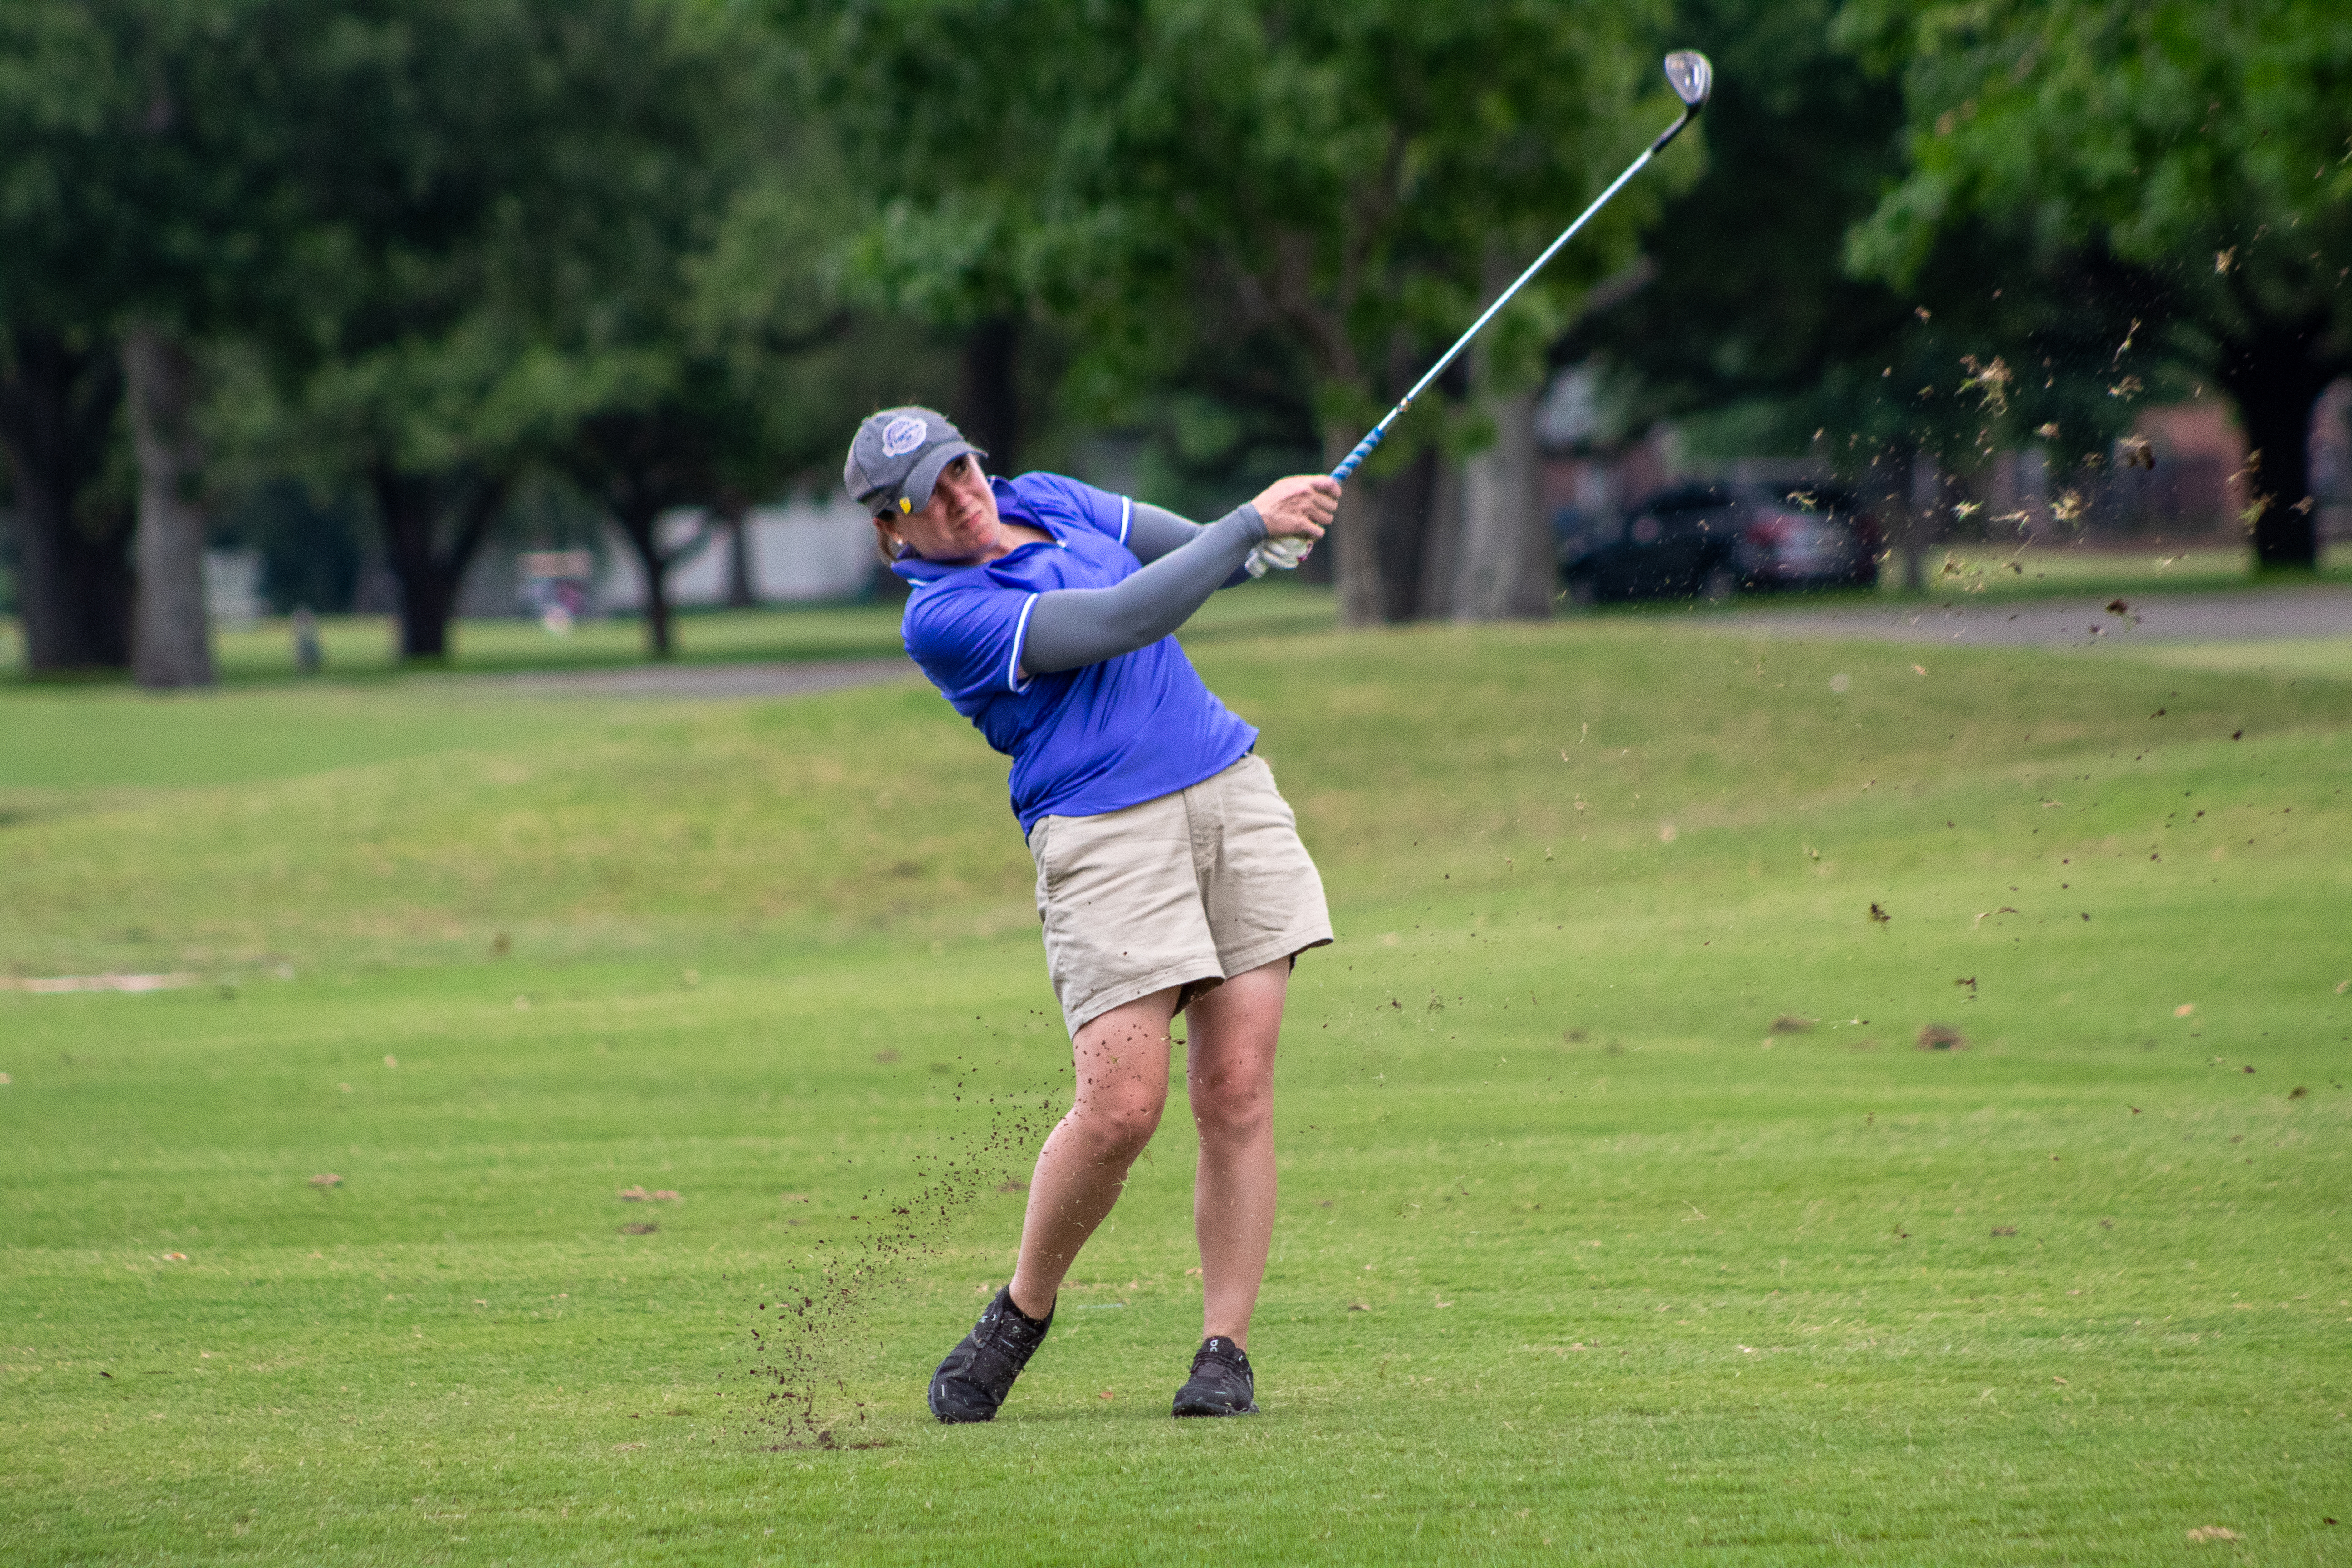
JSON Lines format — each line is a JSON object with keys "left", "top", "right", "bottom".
{"left": 876, "top": 454, "right": 1005, "bottom": 563}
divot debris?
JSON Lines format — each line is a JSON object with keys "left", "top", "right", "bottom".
{"left": 736, "top": 1058, "right": 1057, "bottom": 1447}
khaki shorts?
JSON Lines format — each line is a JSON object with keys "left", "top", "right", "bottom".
{"left": 1027, "top": 754, "right": 1333, "bottom": 1034}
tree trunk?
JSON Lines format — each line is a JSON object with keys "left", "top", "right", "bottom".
{"left": 1455, "top": 387, "right": 1550, "bottom": 621}
{"left": 960, "top": 314, "right": 1022, "bottom": 474}
{"left": 721, "top": 498, "right": 758, "bottom": 608}
{"left": 614, "top": 507, "right": 678, "bottom": 659}
{"left": 1416, "top": 445, "right": 1464, "bottom": 619}
{"left": 372, "top": 466, "right": 505, "bottom": 661}
{"left": 1331, "top": 428, "right": 1451, "bottom": 627}
{"left": 389, "top": 551, "right": 457, "bottom": 660}
{"left": 1869, "top": 441, "right": 1926, "bottom": 593}
{"left": 2215, "top": 326, "right": 2337, "bottom": 570}
{"left": 0, "top": 329, "right": 133, "bottom": 672}
{"left": 4, "top": 468, "right": 135, "bottom": 673}
{"left": 121, "top": 325, "right": 213, "bottom": 689}
{"left": 1911, "top": 454, "right": 1945, "bottom": 590}
{"left": 1374, "top": 446, "right": 1441, "bottom": 623}
{"left": 1328, "top": 421, "right": 1385, "bottom": 627}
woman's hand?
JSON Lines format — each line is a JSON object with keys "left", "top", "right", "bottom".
{"left": 1250, "top": 474, "right": 1341, "bottom": 540}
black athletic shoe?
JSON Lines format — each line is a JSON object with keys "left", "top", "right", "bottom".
{"left": 928, "top": 1286, "right": 1053, "bottom": 1423}
{"left": 1171, "top": 1336, "right": 1258, "bottom": 1417}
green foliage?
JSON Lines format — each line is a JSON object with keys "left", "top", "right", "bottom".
{"left": 208, "top": 478, "right": 367, "bottom": 614}
{"left": 1837, "top": 0, "right": 2352, "bottom": 562}
{"left": 686, "top": 152, "right": 959, "bottom": 488}
{"left": 236, "top": 0, "right": 741, "bottom": 473}
{"left": 1573, "top": 0, "right": 2151, "bottom": 486}
{"left": 0, "top": 0, "right": 300, "bottom": 334}
{"left": 800, "top": 0, "right": 1673, "bottom": 467}
{"left": 190, "top": 0, "right": 862, "bottom": 656}
{"left": 2, "top": 623, "right": 2349, "bottom": 1561}
{"left": 1841, "top": 0, "right": 2352, "bottom": 298}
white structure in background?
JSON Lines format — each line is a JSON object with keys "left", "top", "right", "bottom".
{"left": 202, "top": 549, "right": 264, "bottom": 626}
{"left": 596, "top": 490, "right": 877, "bottom": 610}
{"left": 1536, "top": 365, "right": 1606, "bottom": 449}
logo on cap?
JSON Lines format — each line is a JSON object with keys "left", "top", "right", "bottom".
{"left": 881, "top": 414, "right": 929, "bottom": 458}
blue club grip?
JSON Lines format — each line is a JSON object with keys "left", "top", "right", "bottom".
{"left": 1247, "top": 416, "right": 1387, "bottom": 574}
{"left": 1331, "top": 426, "right": 1387, "bottom": 482}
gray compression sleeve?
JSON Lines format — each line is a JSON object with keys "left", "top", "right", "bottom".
{"left": 1019, "top": 505, "right": 1266, "bottom": 675}
{"left": 1127, "top": 500, "right": 1256, "bottom": 588}
{"left": 1124, "top": 501, "right": 1211, "bottom": 564}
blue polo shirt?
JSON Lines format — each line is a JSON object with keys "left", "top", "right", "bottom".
{"left": 893, "top": 472, "right": 1258, "bottom": 832}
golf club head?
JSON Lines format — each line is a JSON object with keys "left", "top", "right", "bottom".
{"left": 1648, "top": 50, "right": 1714, "bottom": 152}
{"left": 1663, "top": 50, "right": 1713, "bottom": 111}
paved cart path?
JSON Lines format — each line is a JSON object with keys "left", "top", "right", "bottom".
{"left": 1725, "top": 583, "right": 2352, "bottom": 647}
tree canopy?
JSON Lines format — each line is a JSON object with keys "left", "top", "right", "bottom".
{"left": 6, "top": 0, "right": 2340, "bottom": 675}
{"left": 1840, "top": 0, "right": 2352, "bottom": 565}
{"left": 801, "top": 0, "right": 1674, "bottom": 621}
{"left": 1570, "top": 0, "right": 2162, "bottom": 572}
{"left": 0, "top": 0, "right": 318, "bottom": 678}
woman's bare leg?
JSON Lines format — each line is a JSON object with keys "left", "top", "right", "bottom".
{"left": 1006, "top": 988, "right": 1179, "bottom": 1321}
{"left": 1183, "top": 959, "right": 1287, "bottom": 1348}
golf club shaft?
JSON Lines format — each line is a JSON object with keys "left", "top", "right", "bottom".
{"left": 1332, "top": 147, "right": 1658, "bottom": 484}
{"left": 1250, "top": 103, "right": 1696, "bottom": 576}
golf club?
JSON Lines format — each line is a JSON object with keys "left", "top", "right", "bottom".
{"left": 1247, "top": 49, "right": 1714, "bottom": 577}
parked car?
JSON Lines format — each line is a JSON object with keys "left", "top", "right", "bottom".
{"left": 1558, "top": 483, "right": 1882, "bottom": 605}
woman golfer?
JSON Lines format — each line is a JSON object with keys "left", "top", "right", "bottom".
{"left": 845, "top": 406, "right": 1339, "bottom": 1421}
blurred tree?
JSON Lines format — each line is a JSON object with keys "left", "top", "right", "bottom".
{"left": 123, "top": 325, "right": 209, "bottom": 682}
{"left": 688, "top": 172, "right": 964, "bottom": 612}
{"left": 555, "top": 367, "right": 730, "bottom": 662}
{"left": 230, "top": 0, "right": 761, "bottom": 660}
{"left": 211, "top": 478, "right": 366, "bottom": 614}
{"left": 796, "top": 0, "right": 1667, "bottom": 624}
{"left": 549, "top": 16, "right": 957, "bottom": 656}
{"left": 1840, "top": 0, "right": 2352, "bottom": 568}
{"left": 1091, "top": 1, "right": 1674, "bottom": 625}
{"left": 0, "top": 331, "right": 132, "bottom": 671}
{"left": 0, "top": 0, "right": 301, "bottom": 682}
{"left": 784, "top": 1, "right": 1088, "bottom": 472}
{"left": 1568, "top": 0, "right": 2154, "bottom": 588}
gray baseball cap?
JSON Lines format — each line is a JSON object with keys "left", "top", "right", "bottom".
{"left": 843, "top": 406, "right": 985, "bottom": 516}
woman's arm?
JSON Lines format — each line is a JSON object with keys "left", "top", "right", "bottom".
{"left": 1126, "top": 501, "right": 1257, "bottom": 590}
{"left": 1019, "top": 506, "right": 1265, "bottom": 676}
{"left": 1123, "top": 501, "right": 1229, "bottom": 564}
{"left": 1019, "top": 475, "right": 1336, "bottom": 677}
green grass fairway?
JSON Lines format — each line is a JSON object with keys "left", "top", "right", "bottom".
{"left": 2132, "top": 634, "right": 2352, "bottom": 683}
{"left": 4, "top": 621, "right": 2348, "bottom": 1564}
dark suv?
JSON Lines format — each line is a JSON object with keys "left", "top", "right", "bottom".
{"left": 1558, "top": 483, "right": 1882, "bottom": 605}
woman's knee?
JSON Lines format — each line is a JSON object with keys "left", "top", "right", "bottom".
{"left": 1189, "top": 1070, "right": 1272, "bottom": 1141}
{"left": 1068, "top": 1087, "right": 1166, "bottom": 1158}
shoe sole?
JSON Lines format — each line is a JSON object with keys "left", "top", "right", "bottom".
{"left": 929, "top": 1384, "right": 1000, "bottom": 1423}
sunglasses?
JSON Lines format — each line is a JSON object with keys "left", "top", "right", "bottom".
{"left": 872, "top": 455, "right": 978, "bottom": 523}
